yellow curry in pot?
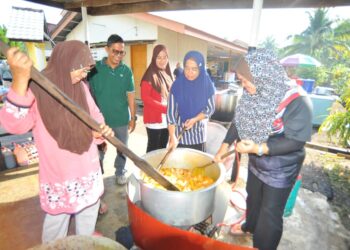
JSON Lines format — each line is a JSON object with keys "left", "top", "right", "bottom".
{"left": 141, "top": 167, "right": 214, "bottom": 192}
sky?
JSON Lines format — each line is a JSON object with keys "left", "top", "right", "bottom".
{"left": 1, "top": 0, "right": 349, "bottom": 47}
{"left": 152, "top": 7, "right": 350, "bottom": 47}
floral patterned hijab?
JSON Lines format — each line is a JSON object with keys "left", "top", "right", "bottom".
{"left": 234, "top": 48, "right": 290, "bottom": 144}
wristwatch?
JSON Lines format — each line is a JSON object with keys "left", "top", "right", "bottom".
{"left": 131, "top": 115, "right": 137, "bottom": 121}
{"left": 257, "top": 144, "right": 264, "bottom": 156}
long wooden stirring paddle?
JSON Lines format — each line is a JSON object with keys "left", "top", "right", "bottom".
{"left": 156, "top": 127, "right": 186, "bottom": 170}
{"left": 0, "top": 42, "right": 179, "bottom": 191}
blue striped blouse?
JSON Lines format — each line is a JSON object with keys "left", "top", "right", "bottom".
{"left": 167, "top": 93, "right": 215, "bottom": 145}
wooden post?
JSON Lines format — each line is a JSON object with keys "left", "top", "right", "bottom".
{"left": 249, "top": 0, "right": 263, "bottom": 48}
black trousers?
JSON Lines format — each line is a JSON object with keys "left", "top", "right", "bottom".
{"left": 242, "top": 170, "right": 292, "bottom": 250}
{"left": 178, "top": 142, "right": 206, "bottom": 152}
{"left": 146, "top": 128, "right": 169, "bottom": 153}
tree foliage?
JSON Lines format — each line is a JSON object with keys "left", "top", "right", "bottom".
{"left": 259, "top": 36, "right": 279, "bottom": 55}
{"left": 280, "top": 9, "right": 350, "bottom": 147}
{"left": 320, "top": 83, "right": 350, "bottom": 147}
{"left": 282, "top": 9, "right": 334, "bottom": 59}
{"left": 0, "top": 25, "right": 25, "bottom": 59}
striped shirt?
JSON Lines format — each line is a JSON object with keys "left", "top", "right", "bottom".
{"left": 167, "top": 93, "right": 215, "bottom": 145}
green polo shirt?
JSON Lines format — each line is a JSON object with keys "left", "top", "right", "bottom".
{"left": 89, "top": 58, "right": 134, "bottom": 127}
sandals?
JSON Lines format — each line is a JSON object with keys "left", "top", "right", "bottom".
{"left": 230, "top": 223, "right": 251, "bottom": 236}
{"left": 99, "top": 201, "right": 108, "bottom": 215}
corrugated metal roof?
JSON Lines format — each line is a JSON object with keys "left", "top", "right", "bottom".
{"left": 6, "top": 6, "right": 45, "bottom": 42}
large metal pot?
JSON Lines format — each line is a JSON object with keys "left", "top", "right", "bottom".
{"left": 132, "top": 148, "right": 225, "bottom": 227}
{"left": 211, "top": 89, "right": 239, "bottom": 122}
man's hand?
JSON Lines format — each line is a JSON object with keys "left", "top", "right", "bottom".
{"left": 128, "top": 119, "right": 136, "bottom": 133}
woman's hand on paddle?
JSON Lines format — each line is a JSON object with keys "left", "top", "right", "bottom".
{"left": 6, "top": 47, "right": 32, "bottom": 96}
{"left": 236, "top": 140, "right": 257, "bottom": 154}
{"left": 184, "top": 113, "right": 206, "bottom": 130}
{"left": 184, "top": 118, "right": 196, "bottom": 130}
{"left": 167, "top": 133, "right": 178, "bottom": 151}
{"left": 214, "top": 143, "right": 229, "bottom": 162}
{"left": 93, "top": 124, "right": 114, "bottom": 139}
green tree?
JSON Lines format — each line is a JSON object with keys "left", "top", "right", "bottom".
{"left": 320, "top": 82, "right": 350, "bottom": 147}
{"left": 327, "top": 19, "right": 350, "bottom": 66}
{"left": 282, "top": 9, "right": 333, "bottom": 60}
{"left": 320, "top": 19, "right": 350, "bottom": 146}
{"left": 0, "top": 25, "right": 25, "bottom": 59}
{"left": 259, "top": 36, "right": 279, "bottom": 55}
{"left": 281, "top": 10, "right": 350, "bottom": 146}
{"left": 319, "top": 19, "right": 350, "bottom": 93}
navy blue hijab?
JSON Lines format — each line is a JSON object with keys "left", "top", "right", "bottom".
{"left": 171, "top": 51, "right": 215, "bottom": 121}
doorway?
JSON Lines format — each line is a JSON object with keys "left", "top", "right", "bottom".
{"left": 130, "top": 44, "right": 147, "bottom": 100}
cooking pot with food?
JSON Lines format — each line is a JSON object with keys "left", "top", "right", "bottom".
{"left": 132, "top": 148, "right": 225, "bottom": 227}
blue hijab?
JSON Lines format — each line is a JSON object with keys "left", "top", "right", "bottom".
{"left": 171, "top": 51, "right": 215, "bottom": 121}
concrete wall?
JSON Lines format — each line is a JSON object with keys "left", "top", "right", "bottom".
{"left": 155, "top": 26, "right": 208, "bottom": 72}
{"left": 67, "top": 14, "right": 157, "bottom": 43}
{"left": 90, "top": 46, "right": 132, "bottom": 66}
{"left": 66, "top": 15, "right": 209, "bottom": 77}
{"left": 66, "top": 14, "right": 158, "bottom": 65}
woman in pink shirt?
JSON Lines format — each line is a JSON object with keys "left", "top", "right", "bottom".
{"left": 0, "top": 41, "right": 113, "bottom": 242}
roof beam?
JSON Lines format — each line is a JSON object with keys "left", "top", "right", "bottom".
{"left": 24, "top": 0, "right": 350, "bottom": 14}
{"left": 64, "top": 0, "right": 160, "bottom": 9}
{"left": 24, "top": 0, "right": 64, "bottom": 8}
{"left": 51, "top": 12, "right": 78, "bottom": 39}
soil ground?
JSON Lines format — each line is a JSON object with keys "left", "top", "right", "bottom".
{"left": 302, "top": 128, "right": 350, "bottom": 230}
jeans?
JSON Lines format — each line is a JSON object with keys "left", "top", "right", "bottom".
{"left": 113, "top": 126, "right": 128, "bottom": 176}
{"left": 99, "top": 125, "right": 128, "bottom": 177}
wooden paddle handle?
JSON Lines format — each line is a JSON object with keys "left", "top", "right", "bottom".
{"left": 198, "top": 149, "right": 236, "bottom": 169}
{"left": 156, "top": 127, "right": 185, "bottom": 170}
{"left": 0, "top": 42, "right": 179, "bottom": 191}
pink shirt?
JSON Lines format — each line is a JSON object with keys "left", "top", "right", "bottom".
{"left": 0, "top": 83, "right": 105, "bottom": 215}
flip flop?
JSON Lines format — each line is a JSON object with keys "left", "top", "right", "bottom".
{"left": 99, "top": 201, "right": 108, "bottom": 215}
{"left": 230, "top": 223, "right": 251, "bottom": 236}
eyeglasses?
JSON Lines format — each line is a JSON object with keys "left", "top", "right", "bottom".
{"left": 184, "top": 66, "right": 199, "bottom": 73}
{"left": 111, "top": 49, "right": 126, "bottom": 56}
